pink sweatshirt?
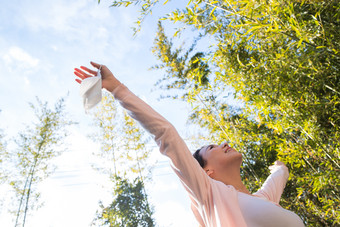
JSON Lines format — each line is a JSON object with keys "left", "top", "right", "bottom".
{"left": 112, "top": 84, "right": 304, "bottom": 227}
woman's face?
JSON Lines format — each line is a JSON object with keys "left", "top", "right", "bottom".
{"left": 200, "top": 142, "right": 242, "bottom": 177}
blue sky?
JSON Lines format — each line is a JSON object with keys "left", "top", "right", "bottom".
{"left": 0, "top": 0, "right": 199, "bottom": 226}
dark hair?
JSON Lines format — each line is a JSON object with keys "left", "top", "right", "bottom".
{"left": 193, "top": 147, "right": 206, "bottom": 168}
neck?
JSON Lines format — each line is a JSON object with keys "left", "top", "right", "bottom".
{"left": 232, "top": 180, "right": 251, "bottom": 194}
{"left": 221, "top": 171, "right": 251, "bottom": 195}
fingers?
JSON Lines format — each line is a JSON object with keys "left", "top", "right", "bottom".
{"left": 80, "top": 66, "right": 97, "bottom": 75}
{"left": 274, "top": 160, "right": 285, "bottom": 166}
{"left": 74, "top": 68, "right": 92, "bottom": 80}
{"left": 90, "top": 61, "right": 101, "bottom": 69}
{"left": 74, "top": 70, "right": 86, "bottom": 80}
{"left": 74, "top": 62, "right": 102, "bottom": 84}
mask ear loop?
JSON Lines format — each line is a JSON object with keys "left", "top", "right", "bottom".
{"left": 96, "top": 65, "right": 102, "bottom": 77}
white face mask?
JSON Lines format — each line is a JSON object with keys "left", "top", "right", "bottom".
{"left": 79, "top": 65, "right": 102, "bottom": 113}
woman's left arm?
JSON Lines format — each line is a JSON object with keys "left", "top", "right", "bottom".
{"left": 254, "top": 161, "right": 289, "bottom": 204}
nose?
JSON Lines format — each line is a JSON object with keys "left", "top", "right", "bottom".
{"left": 221, "top": 142, "right": 229, "bottom": 148}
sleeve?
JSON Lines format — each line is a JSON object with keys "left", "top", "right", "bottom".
{"left": 111, "top": 84, "right": 212, "bottom": 204}
{"left": 254, "top": 163, "right": 289, "bottom": 204}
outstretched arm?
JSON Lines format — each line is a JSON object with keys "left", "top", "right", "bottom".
{"left": 74, "top": 62, "right": 213, "bottom": 204}
{"left": 254, "top": 161, "right": 289, "bottom": 204}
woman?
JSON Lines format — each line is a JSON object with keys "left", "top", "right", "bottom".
{"left": 74, "top": 62, "right": 305, "bottom": 227}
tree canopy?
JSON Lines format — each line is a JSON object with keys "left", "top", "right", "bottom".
{"left": 1, "top": 97, "right": 73, "bottom": 226}
{"left": 93, "top": 176, "right": 154, "bottom": 227}
{"left": 105, "top": 0, "right": 339, "bottom": 225}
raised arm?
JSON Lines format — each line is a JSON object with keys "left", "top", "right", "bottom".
{"left": 254, "top": 161, "right": 289, "bottom": 204}
{"left": 74, "top": 62, "right": 212, "bottom": 204}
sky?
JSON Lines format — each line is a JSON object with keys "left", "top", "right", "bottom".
{"left": 0, "top": 0, "right": 199, "bottom": 226}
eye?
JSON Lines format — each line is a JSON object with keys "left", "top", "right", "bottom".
{"left": 208, "top": 145, "right": 214, "bottom": 150}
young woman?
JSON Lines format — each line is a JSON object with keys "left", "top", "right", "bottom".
{"left": 74, "top": 62, "right": 305, "bottom": 227}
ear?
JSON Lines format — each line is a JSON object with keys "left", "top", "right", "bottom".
{"left": 205, "top": 169, "right": 214, "bottom": 178}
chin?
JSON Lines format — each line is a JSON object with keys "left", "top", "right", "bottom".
{"left": 233, "top": 152, "right": 243, "bottom": 167}
{"left": 237, "top": 153, "right": 243, "bottom": 165}
{"left": 223, "top": 152, "right": 243, "bottom": 167}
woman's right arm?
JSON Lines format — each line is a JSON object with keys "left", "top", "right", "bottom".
{"left": 74, "top": 62, "right": 212, "bottom": 204}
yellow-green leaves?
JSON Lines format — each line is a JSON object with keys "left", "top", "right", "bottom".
{"left": 106, "top": 0, "right": 340, "bottom": 225}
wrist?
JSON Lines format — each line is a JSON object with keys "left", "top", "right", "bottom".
{"left": 106, "top": 78, "right": 122, "bottom": 92}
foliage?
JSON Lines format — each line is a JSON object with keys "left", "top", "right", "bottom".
{"left": 91, "top": 93, "right": 120, "bottom": 176}
{"left": 107, "top": 0, "right": 339, "bottom": 226}
{"left": 93, "top": 176, "right": 154, "bottom": 227}
{"left": 2, "top": 97, "right": 73, "bottom": 226}
{"left": 90, "top": 92, "right": 152, "bottom": 179}
{"left": 91, "top": 92, "right": 155, "bottom": 226}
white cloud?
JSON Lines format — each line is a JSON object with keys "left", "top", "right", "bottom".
{"left": 51, "top": 45, "right": 58, "bottom": 51}
{"left": 24, "top": 76, "right": 30, "bottom": 85}
{"left": 20, "top": 0, "right": 89, "bottom": 33}
{"left": 3, "top": 46, "right": 39, "bottom": 68}
{"left": 17, "top": 0, "right": 123, "bottom": 43}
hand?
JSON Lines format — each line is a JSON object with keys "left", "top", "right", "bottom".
{"left": 268, "top": 160, "right": 286, "bottom": 172}
{"left": 74, "top": 61, "right": 121, "bottom": 92}
{"left": 274, "top": 160, "right": 285, "bottom": 166}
